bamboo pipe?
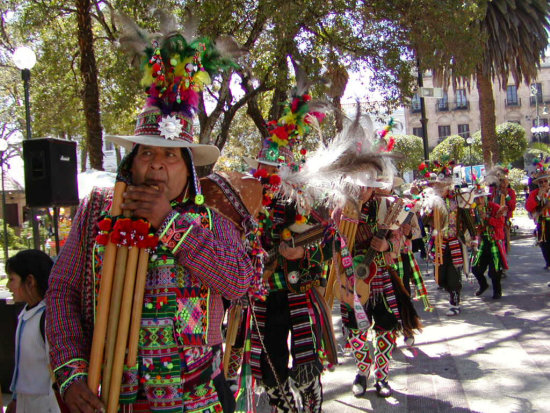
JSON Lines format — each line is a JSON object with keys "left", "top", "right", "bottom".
{"left": 106, "top": 244, "right": 141, "bottom": 413}
{"left": 101, "top": 211, "right": 131, "bottom": 404}
{"left": 325, "top": 201, "right": 361, "bottom": 309}
{"left": 88, "top": 181, "right": 126, "bottom": 394}
{"left": 126, "top": 248, "right": 150, "bottom": 367}
{"left": 222, "top": 303, "right": 243, "bottom": 377}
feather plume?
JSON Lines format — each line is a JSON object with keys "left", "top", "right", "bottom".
{"left": 484, "top": 165, "right": 507, "bottom": 186}
{"left": 152, "top": 9, "right": 179, "bottom": 37}
{"left": 114, "top": 12, "right": 154, "bottom": 64}
{"left": 181, "top": 8, "right": 199, "bottom": 43}
{"left": 214, "top": 36, "right": 248, "bottom": 59}
{"left": 277, "top": 104, "right": 398, "bottom": 211}
{"left": 291, "top": 59, "right": 311, "bottom": 97}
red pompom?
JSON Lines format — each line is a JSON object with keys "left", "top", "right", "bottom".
{"left": 95, "top": 234, "right": 109, "bottom": 245}
{"left": 97, "top": 218, "right": 112, "bottom": 232}
{"left": 269, "top": 174, "right": 281, "bottom": 185}
{"left": 300, "top": 148, "right": 307, "bottom": 155}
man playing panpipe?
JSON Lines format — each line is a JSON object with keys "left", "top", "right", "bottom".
{"left": 45, "top": 11, "right": 253, "bottom": 413}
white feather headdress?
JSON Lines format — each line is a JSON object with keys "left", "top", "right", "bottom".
{"left": 277, "top": 104, "right": 399, "bottom": 212}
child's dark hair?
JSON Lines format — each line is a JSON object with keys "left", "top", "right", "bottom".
{"left": 6, "top": 249, "right": 54, "bottom": 298}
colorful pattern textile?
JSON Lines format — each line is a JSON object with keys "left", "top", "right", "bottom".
{"left": 373, "top": 330, "right": 396, "bottom": 382}
{"left": 265, "top": 380, "right": 297, "bottom": 413}
{"left": 444, "top": 237, "right": 464, "bottom": 267}
{"left": 46, "top": 187, "right": 254, "bottom": 407}
{"left": 249, "top": 299, "right": 266, "bottom": 379}
{"left": 473, "top": 237, "right": 508, "bottom": 272}
{"left": 295, "top": 375, "right": 323, "bottom": 413}
{"left": 397, "top": 252, "right": 432, "bottom": 311}
{"left": 288, "top": 291, "right": 317, "bottom": 366}
{"left": 347, "top": 329, "right": 372, "bottom": 375}
{"left": 368, "top": 267, "right": 401, "bottom": 324}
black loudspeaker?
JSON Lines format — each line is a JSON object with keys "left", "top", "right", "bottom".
{"left": 23, "top": 138, "right": 79, "bottom": 207}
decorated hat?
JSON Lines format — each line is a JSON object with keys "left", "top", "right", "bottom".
{"left": 532, "top": 156, "right": 550, "bottom": 183}
{"left": 418, "top": 159, "right": 456, "bottom": 186}
{"left": 105, "top": 11, "right": 246, "bottom": 166}
{"left": 484, "top": 165, "right": 509, "bottom": 186}
{"left": 244, "top": 63, "right": 326, "bottom": 169}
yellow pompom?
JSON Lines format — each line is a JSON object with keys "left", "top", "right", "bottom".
{"left": 281, "top": 228, "right": 292, "bottom": 241}
{"left": 140, "top": 67, "right": 154, "bottom": 87}
{"left": 174, "top": 56, "right": 193, "bottom": 77}
{"left": 192, "top": 71, "right": 211, "bottom": 90}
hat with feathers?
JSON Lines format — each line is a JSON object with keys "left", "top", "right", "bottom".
{"left": 105, "top": 10, "right": 246, "bottom": 166}
{"left": 485, "top": 165, "right": 509, "bottom": 186}
{"left": 244, "top": 61, "right": 328, "bottom": 169}
{"left": 532, "top": 156, "right": 550, "bottom": 183}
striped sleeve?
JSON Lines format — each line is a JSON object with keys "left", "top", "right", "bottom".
{"left": 45, "top": 196, "right": 91, "bottom": 389}
{"left": 158, "top": 209, "right": 254, "bottom": 299}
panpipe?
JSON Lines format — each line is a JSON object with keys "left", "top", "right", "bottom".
{"left": 433, "top": 207, "right": 444, "bottom": 284}
{"left": 324, "top": 200, "right": 361, "bottom": 309}
{"left": 87, "top": 181, "right": 151, "bottom": 413}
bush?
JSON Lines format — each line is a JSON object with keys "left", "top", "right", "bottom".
{"left": 430, "top": 135, "right": 465, "bottom": 162}
{"left": 0, "top": 219, "right": 26, "bottom": 250}
{"left": 392, "top": 134, "right": 424, "bottom": 173}
{"left": 508, "top": 168, "right": 526, "bottom": 194}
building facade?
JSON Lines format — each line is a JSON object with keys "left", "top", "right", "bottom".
{"left": 404, "top": 58, "right": 550, "bottom": 149}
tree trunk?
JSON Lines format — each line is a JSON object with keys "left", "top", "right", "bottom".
{"left": 76, "top": 0, "right": 103, "bottom": 170}
{"left": 80, "top": 144, "right": 87, "bottom": 172}
{"left": 476, "top": 66, "right": 499, "bottom": 167}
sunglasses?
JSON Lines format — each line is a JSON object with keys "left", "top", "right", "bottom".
{"left": 539, "top": 180, "right": 549, "bottom": 184}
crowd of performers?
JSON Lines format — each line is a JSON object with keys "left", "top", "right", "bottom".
{"left": 36, "top": 11, "right": 537, "bottom": 413}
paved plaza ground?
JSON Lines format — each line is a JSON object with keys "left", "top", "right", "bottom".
{"left": 2, "top": 216, "right": 549, "bottom": 412}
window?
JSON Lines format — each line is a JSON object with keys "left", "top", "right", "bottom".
{"left": 530, "top": 83, "right": 543, "bottom": 105}
{"left": 411, "top": 93, "right": 421, "bottom": 112}
{"left": 458, "top": 124, "right": 470, "bottom": 139}
{"left": 437, "top": 91, "right": 448, "bottom": 111}
{"left": 438, "top": 125, "right": 451, "bottom": 139}
{"left": 455, "top": 89, "right": 468, "bottom": 109}
{"left": 506, "top": 85, "right": 519, "bottom": 106}
{"left": 412, "top": 127, "right": 424, "bottom": 138}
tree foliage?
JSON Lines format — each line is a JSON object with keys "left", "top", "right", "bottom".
{"left": 0, "top": 0, "right": 519, "bottom": 173}
{"left": 429, "top": 135, "right": 465, "bottom": 163}
{"left": 391, "top": 134, "right": 424, "bottom": 173}
{"left": 470, "top": 122, "right": 528, "bottom": 164}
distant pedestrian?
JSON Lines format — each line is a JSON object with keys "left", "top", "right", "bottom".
{"left": 5, "top": 250, "right": 60, "bottom": 413}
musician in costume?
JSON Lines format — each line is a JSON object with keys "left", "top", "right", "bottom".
{"left": 337, "top": 180, "right": 422, "bottom": 399}
{"left": 46, "top": 13, "right": 255, "bottom": 413}
{"left": 244, "top": 89, "right": 335, "bottom": 412}
{"left": 486, "top": 166, "right": 516, "bottom": 255}
{"left": 525, "top": 163, "right": 550, "bottom": 270}
{"left": 419, "top": 161, "right": 475, "bottom": 317}
{"left": 471, "top": 186, "right": 507, "bottom": 299}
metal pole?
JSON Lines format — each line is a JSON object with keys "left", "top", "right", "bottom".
{"left": 1, "top": 157, "right": 9, "bottom": 262}
{"left": 21, "top": 68, "right": 41, "bottom": 250}
{"left": 53, "top": 206, "right": 60, "bottom": 255}
{"left": 417, "top": 57, "right": 429, "bottom": 160}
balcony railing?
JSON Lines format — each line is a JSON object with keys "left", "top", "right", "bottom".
{"left": 452, "top": 101, "right": 470, "bottom": 110}
{"left": 436, "top": 101, "right": 449, "bottom": 111}
{"left": 410, "top": 104, "right": 421, "bottom": 113}
{"left": 505, "top": 98, "right": 521, "bottom": 107}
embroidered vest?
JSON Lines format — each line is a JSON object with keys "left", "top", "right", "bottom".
{"left": 92, "top": 206, "right": 216, "bottom": 411}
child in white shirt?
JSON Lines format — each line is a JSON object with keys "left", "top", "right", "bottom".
{"left": 6, "top": 249, "right": 60, "bottom": 413}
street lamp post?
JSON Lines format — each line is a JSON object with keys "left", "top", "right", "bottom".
{"left": 0, "top": 139, "right": 9, "bottom": 262}
{"left": 12, "top": 46, "right": 40, "bottom": 250}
